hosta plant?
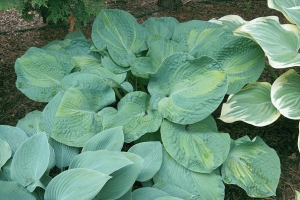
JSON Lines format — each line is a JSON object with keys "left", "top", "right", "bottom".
{"left": 4, "top": 0, "right": 300, "bottom": 197}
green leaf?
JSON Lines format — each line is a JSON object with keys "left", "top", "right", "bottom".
{"left": 49, "top": 138, "right": 78, "bottom": 168}
{"left": 298, "top": 122, "right": 300, "bottom": 153}
{"left": 172, "top": 20, "right": 232, "bottom": 56}
{"left": 268, "top": 0, "right": 300, "bottom": 25}
{"left": 2, "top": 158, "right": 12, "bottom": 181}
{"left": 51, "top": 73, "right": 115, "bottom": 147}
{"left": 153, "top": 149, "right": 225, "bottom": 199}
{"left": 0, "top": 181, "right": 35, "bottom": 200}
{"left": 271, "top": 69, "right": 300, "bottom": 119}
{"left": 0, "top": 125, "right": 28, "bottom": 155}
{"left": 220, "top": 82, "right": 281, "bottom": 126}
{"left": 221, "top": 136, "right": 281, "bottom": 197}
{"left": 209, "top": 15, "right": 247, "bottom": 31}
{"left": 161, "top": 118, "right": 230, "bottom": 173}
{"left": 92, "top": 9, "right": 147, "bottom": 67}
{"left": 97, "top": 152, "right": 143, "bottom": 199}
{"left": 235, "top": 16, "right": 300, "bottom": 68}
{"left": 128, "top": 141, "right": 163, "bottom": 181}
{"left": 15, "top": 47, "right": 74, "bottom": 102}
{"left": 148, "top": 53, "right": 227, "bottom": 124}
{"left": 142, "top": 17, "right": 179, "bottom": 39}
{"left": 131, "top": 187, "right": 170, "bottom": 200}
{"left": 153, "top": 182, "right": 195, "bottom": 200}
{"left": 296, "top": 190, "right": 300, "bottom": 200}
{"left": 44, "top": 168, "right": 111, "bottom": 200}
{"left": 0, "top": 138, "right": 11, "bottom": 168}
{"left": 197, "top": 35, "right": 265, "bottom": 94}
{"left": 11, "top": 133, "right": 50, "bottom": 191}
{"left": 16, "top": 110, "right": 44, "bottom": 137}
{"left": 82, "top": 126, "right": 124, "bottom": 152}
{"left": 102, "top": 54, "right": 130, "bottom": 73}
{"left": 99, "top": 91, "right": 163, "bottom": 143}
{"left": 156, "top": 197, "right": 183, "bottom": 200}
{"left": 69, "top": 150, "right": 133, "bottom": 174}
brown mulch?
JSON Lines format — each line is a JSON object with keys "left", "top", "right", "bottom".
{"left": 0, "top": 0, "right": 299, "bottom": 199}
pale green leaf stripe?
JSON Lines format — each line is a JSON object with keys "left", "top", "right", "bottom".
{"left": 235, "top": 16, "right": 300, "bottom": 68}
{"left": 11, "top": 133, "right": 49, "bottom": 188}
{"left": 298, "top": 122, "right": 300, "bottom": 154}
{"left": 220, "top": 82, "right": 280, "bottom": 126}
{"left": 209, "top": 15, "right": 247, "bottom": 31}
{"left": 0, "top": 138, "right": 11, "bottom": 168}
{"left": 44, "top": 168, "right": 111, "bottom": 200}
{"left": 271, "top": 69, "right": 300, "bottom": 119}
{"left": 161, "top": 118, "right": 230, "bottom": 173}
{"left": 222, "top": 136, "right": 281, "bottom": 198}
{"left": 153, "top": 149, "right": 225, "bottom": 199}
{"left": 0, "top": 181, "right": 35, "bottom": 200}
{"left": 268, "top": 0, "right": 300, "bottom": 25}
{"left": 296, "top": 190, "right": 300, "bottom": 200}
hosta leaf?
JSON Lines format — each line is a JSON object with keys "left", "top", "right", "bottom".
{"left": 221, "top": 136, "right": 280, "bottom": 197}
{"left": 209, "top": 15, "right": 247, "bottom": 31}
{"left": 153, "top": 182, "right": 195, "bottom": 200}
{"left": 49, "top": 138, "right": 78, "bottom": 168}
{"left": 44, "top": 168, "right": 111, "bottom": 200}
{"left": 220, "top": 82, "right": 280, "bottom": 126}
{"left": 268, "top": 0, "right": 300, "bottom": 25}
{"left": 197, "top": 35, "right": 265, "bottom": 94}
{"left": 142, "top": 17, "right": 179, "bottom": 39}
{"left": 296, "top": 190, "right": 300, "bottom": 200}
{"left": 97, "top": 152, "right": 143, "bottom": 199}
{"left": 156, "top": 197, "right": 183, "bottom": 200}
{"left": 82, "top": 126, "right": 124, "bottom": 152}
{"left": 0, "top": 138, "right": 11, "bottom": 168}
{"left": 15, "top": 47, "right": 74, "bottom": 102}
{"left": 148, "top": 53, "right": 227, "bottom": 124}
{"left": 92, "top": 9, "right": 147, "bottom": 67}
{"left": 2, "top": 158, "right": 12, "bottom": 181}
{"left": 298, "top": 122, "right": 300, "bottom": 153}
{"left": 172, "top": 20, "right": 231, "bottom": 56}
{"left": 0, "top": 125, "right": 28, "bottom": 155}
{"left": 51, "top": 74, "right": 115, "bottom": 147}
{"left": 161, "top": 118, "right": 230, "bottom": 173}
{"left": 11, "top": 133, "right": 49, "bottom": 190}
{"left": 99, "top": 91, "right": 163, "bottom": 143}
{"left": 271, "top": 69, "right": 300, "bottom": 119}
{"left": 0, "top": 181, "right": 35, "bottom": 200}
{"left": 235, "top": 16, "right": 300, "bottom": 68}
{"left": 131, "top": 187, "right": 170, "bottom": 200}
{"left": 102, "top": 54, "right": 130, "bottom": 73}
{"left": 128, "top": 141, "right": 163, "bottom": 181}
{"left": 69, "top": 150, "right": 133, "bottom": 174}
{"left": 153, "top": 149, "right": 225, "bottom": 199}
{"left": 16, "top": 110, "right": 44, "bottom": 137}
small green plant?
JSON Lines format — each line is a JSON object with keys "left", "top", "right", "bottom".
{"left": 243, "top": 1, "right": 252, "bottom": 12}
{"left": 1, "top": 0, "right": 300, "bottom": 198}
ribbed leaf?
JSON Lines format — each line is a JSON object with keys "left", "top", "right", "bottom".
{"left": 0, "top": 125, "right": 28, "bottom": 155}
{"left": 271, "top": 69, "right": 300, "bottom": 119}
{"left": 209, "top": 15, "right": 247, "bottom": 31}
{"left": 156, "top": 197, "right": 183, "bottom": 200}
{"left": 69, "top": 150, "right": 133, "bottom": 174}
{"left": 44, "top": 168, "right": 111, "bottom": 200}
{"left": 99, "top": 91, "right": 163, "bottom": 143}
{"left": 131, "top": 187, "right": 170, "bottom": 200}
{"left": 16, "top": 110, "right": 44, "bottom": 137}
{"left": 142, "top": 17, "right": 179, "bottom": 39}
{"left": 11, "top": 133, "right": 49, "bottom": 190}
{"left": 128, "top": 141, "right": 163, "bottom": 181}
{"left": 0, "top": 138, "right": 11, "bottom": 168}
{"left": 235, "top": 16, "right": 300, "bottom": 68}
{"left": 220, "top": 82, "right": 280, "bottom": 126}
{"left": 15, "top": 47, "right": 74, "bottom": 102}
{"left": 97, "top": 152, "right": 143, "bottom": 199}
{"left": 92, "top": 9, "right": 147, "bottom": 67}
{"left": 222, "top": 136, "right": 280, "bottom": 197}
{"left": 153, "top": 149, "right": 225, "bottom": 199}
{"left": 161, "top": 118, "right": 230, "bottom": 173}
{"left": 51, "top": 74, "right": 115, "bottom": 147}
{"left": 268, "top": 0, "right": 300, "bottom": 25}
{"left": 2, "top": 158, "right": 12, "bottom": 181}
{"left": 49, "top": 138, "right": 78, "bottom": 168}
{"left": 82, "top": 126, "right": 124, "bottom": 152}
{"left": 0, "top": 181, "right": 35, "bottom": 200}
{"left": 148, "top": 53, "right": 227, "bottom": 124}
{"left": 153, "top": 182, "right": 195, "bottom": 200}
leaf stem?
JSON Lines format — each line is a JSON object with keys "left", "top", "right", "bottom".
{"left": 113, "top": 87, "right": 123, "bottom": 100}
{"left": 265, "top": 61, "right": 278, "bottom": 80}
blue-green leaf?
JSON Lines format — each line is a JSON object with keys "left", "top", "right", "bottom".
{"left": 15, "top": 47, "right": 74, "bottom": 102}
{"left": 16, "top": 110, "right": 44, "bottom": 137}
{"left": 0, "top": 181, "right": 35, "bottom": 200}
{"left": 0, "top": 138, "right": 11, "bottom": 168}
{"left": 161, "top": 117, "right": 230, "bottom": 173}
{"left": 44, "top": 168, "right": 111, "bottom": 200}
{"left": 132, "top": 187, "right": 170, "bottom": 200}
{"left": 142, "top": 17, "right": 179, "bottom": 39}
{"left": 148, "top": 53, "right": 227, "bottom": 124}
{"left": 222, "top": 136, "right": 280, "bottom": 197}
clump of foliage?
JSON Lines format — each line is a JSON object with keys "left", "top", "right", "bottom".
{"left": 1, "top": 0, "right": 300, "bottom": 199}
{"left": 0, "top": 0, "right": 105, "bottom": 25}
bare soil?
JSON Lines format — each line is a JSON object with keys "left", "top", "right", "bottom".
{"left": 0, "top": 0, "right": 299, "bottom": 199}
